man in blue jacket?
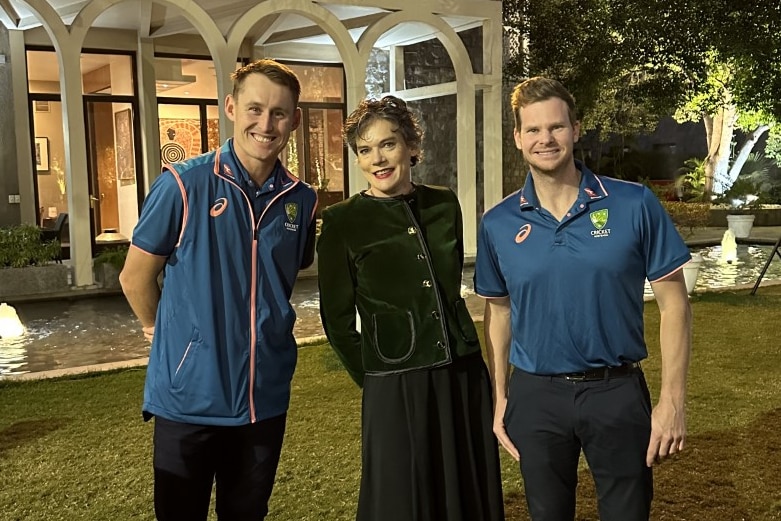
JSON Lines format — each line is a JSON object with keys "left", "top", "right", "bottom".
{"left": 475, "top": 77, "right": 692, "bottom": 520}
{"left": 120, "top": 59, "right": 317, "bottom": 521}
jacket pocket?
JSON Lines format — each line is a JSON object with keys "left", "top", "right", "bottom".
{"left": 170, "top": 329, "right": 202, "bottom": 390}
{"left": 370, "top": 311, "right": 416, "bottom": 364}
{"left": 453, "top": 298, "right": 479, "bottom": 343}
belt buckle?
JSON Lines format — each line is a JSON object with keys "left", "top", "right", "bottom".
{"left": 562, "top": 373, "right": 587, "bottom": 382}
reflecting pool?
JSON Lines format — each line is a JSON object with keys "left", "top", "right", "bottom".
{"left": 3, "top": 247, "right": 780, "bottom": 377}
{"left": 691, "top": 244, "right": 781, "bottom": 291}
{"left": 0, "top": 276, "right": 326, "bottom": 377}
{"left": 641, "top": 244, "right": 781, "bottom": 297}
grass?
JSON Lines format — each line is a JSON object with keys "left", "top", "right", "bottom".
{"left": 1, "top": 287, "right": 781, "bottom": 520}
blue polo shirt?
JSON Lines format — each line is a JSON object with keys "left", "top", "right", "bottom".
{"left": 474, "top": 163, "right": 690, "bottom": 374}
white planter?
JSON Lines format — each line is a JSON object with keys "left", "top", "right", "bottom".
{"left": 726, "top": 214, "right": 755, "bottom": 239}
{"left": 683, "top": 253, "right": 704, "bottom": 295}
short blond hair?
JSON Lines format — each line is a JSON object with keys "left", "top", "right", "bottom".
{"left": 510, "top": 77, "right": 577, "bottom": 129}
{"left": 231, "top": 59, "right": 301, "bottom": 106}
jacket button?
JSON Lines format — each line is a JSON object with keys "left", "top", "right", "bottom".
{"left": 436, "top": 341, "right": 445, "bottom": 349}
{"left": 422, "top": 280, "right": 432, "bottom": 288}
{"left": 431, "top": 311, "right": 440, "bottom": 319}
{"left": 407, "top": 227, "right": 417, "bottom": 235}
{"left": 417, "top": 253, "right": 426, "bottom": 260}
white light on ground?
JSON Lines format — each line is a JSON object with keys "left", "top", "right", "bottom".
{"left": 0, "top": 303, "right": 25, "bottom": 339}
{"left": 721, "top": 229, "right": 738, "bottom": 264}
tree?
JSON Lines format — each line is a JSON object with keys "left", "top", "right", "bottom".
{"left": 503, "top": 0, "right": 781, "bottom": 197}
{"left": 673, "top": 54, "right": 774, "bottom": 195}
{"left": 503, "top": 0, "right": 711, "bottom": 138}
{"left": 714, "top": 1, "right": 781, "bottom": 191}
{"left": 674, "top": 1, "right": 781, "bottom": 196}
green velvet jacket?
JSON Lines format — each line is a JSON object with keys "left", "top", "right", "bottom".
{"left": 317, "top": 184, "right": 481, "bottom": 387}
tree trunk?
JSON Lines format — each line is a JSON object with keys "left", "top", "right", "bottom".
{"left": 703, "top": 115, "right": 714, "bottom": 196}
{"left": 725, "top": 124, "right": 771, "bottom": 187}
{"left": 704, "top": 103, "right": 737, "bottom": 195}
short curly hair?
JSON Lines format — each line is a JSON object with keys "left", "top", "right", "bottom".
{"left": 342, "top": 96, "right": 424, "bottom": 166}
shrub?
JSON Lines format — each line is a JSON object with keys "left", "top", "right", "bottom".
{"left": 661, "top": 201, "right": 711, "bottom": 238}
{"left": 675, "top": 157, "right": 707, "bottom": 202}
{"left": 0, "top": 224, "right": 61, "bottom": 268}
{"left": 93, "top": 245, "right": 129, "bottom": 270}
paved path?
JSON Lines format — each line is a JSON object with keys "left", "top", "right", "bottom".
{"left": 684, "top": 225, "right": 781, "bottom": 246}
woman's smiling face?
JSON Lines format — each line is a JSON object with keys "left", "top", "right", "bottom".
{"left": 354, "top": 118, "right": 417, "bottom": 198}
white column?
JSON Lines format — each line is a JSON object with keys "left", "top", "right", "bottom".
{"left": 137, "top": 37, "right": 161, "bottom": 189}
{"left": 58, "top": 45, "right": 93, "bottom": 287}
{"left": 457, "top": 78, "right": 477, "bottom": 256}
{"left": 482, "top": 14, "right": 504, "bottom": 214}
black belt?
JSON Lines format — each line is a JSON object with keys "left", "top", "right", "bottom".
{"left": 553, "top": 362, "right": 640, "bottom": 382}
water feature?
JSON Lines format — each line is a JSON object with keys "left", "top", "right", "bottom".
{"left": 0, "top": 275, "right": 327, "bottom": 377}
{"left": 691, "top": 243, "right": 781, "bottom": 291}
{"left": 3, "top": 249, "right": 780, "bottom": 377}
{"left": 643, "top": 243, "right": 781, "bottom": 297}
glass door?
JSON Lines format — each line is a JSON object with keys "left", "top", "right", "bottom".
{"left": 84, "top": 100, "right": 139, "bottom": 246}
{"left": 287, "top": 105, "right": 346, "bottom": 215}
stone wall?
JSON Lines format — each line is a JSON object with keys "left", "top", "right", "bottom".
{"left": 0, "top": 264, "right": 72, "bottom": 301}
{"left": 709, "top": 208, "right": 781, "bottom": 227}
{"left": 401, "top": 27, "right": 485, "bottom": 216}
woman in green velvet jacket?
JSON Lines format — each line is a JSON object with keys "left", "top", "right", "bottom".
{"left": 317, "top": 96, "right": 504, "bottom": 521}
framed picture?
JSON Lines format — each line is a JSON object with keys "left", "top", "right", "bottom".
{"left": 35, "top": 137, "right": 49, "bottom": 172}
{"left": 114, "top": 108, "right": 136, "bottom": 181}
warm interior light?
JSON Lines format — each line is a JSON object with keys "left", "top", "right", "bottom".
{"left": 0, "top": 303, "right": 25, "bottom": 339}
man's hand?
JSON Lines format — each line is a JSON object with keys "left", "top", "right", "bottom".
{"left": 142, "top": 325, "right": 155, "bottom": 343}
{"left": 646, "top": 399, "right": 686, "bottom": 466}
{"left": 494, "top": 395, "right": 520, "bottom": 461}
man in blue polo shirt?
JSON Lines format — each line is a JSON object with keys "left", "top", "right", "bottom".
{"left": 120, "top": 59, "right": 317, "bottom": 521}
{"left": 475, "top": 77, "right": 692, "bottom": 520}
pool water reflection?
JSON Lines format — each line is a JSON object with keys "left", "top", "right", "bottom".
{"left": 692, "top": 244, "right": 781, "bottom": 290}
{"left": 642, "top": 244, "right": 781, "bottom": 297}
{"left": 3, "top": 248, "right": 780, "bottom": 376}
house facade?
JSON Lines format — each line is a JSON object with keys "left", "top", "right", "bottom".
{"left": 0, "top": 0, "right": 503, "bottom": 287}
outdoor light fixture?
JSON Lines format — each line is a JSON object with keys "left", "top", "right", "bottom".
{"left": 0, "top": 303, "right": 25, "bottom": 339}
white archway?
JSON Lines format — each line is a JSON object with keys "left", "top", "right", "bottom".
{"left": 357, "top": 10, "right": 478, "bottom": 252}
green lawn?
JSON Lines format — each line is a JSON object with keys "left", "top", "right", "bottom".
{"left": 1, "top": 287, "right": 781, "bottom": 520}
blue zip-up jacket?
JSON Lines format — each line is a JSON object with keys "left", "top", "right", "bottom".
{"left": 132, "top": 140, "right": 317, "bottom": 426}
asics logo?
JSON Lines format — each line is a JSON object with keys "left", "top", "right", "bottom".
{"left": 210, "top": 198, "right": 228, "bottom": 217}
{"left": 515, "top": 224, "right": 531, "bottom": 244}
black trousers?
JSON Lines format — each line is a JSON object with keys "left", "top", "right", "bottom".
{"left": 152, "top": 413, "right": 287, "bottom": 521}
{"left": 505, "top": 369, "right": 653, "bottom": 521}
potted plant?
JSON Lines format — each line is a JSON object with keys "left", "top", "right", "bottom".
{"left": 716, "top": 152, "right": 777, "bottom": 238}
{"left": 715, "top": 177, "right": 761, "bottom": 238}
{"left": 93, "top": 245, "right": 129, "bottom": 290}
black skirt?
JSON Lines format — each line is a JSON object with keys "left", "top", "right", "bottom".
{"left": 357, "top": 352, "right": 505, "bottom": 521}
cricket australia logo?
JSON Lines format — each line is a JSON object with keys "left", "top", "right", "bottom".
{"left": 284, "top": 202, "right": 300, "bottom": 232}
{"left": 589, "top": 209, "right": 611, "bottom": 238}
